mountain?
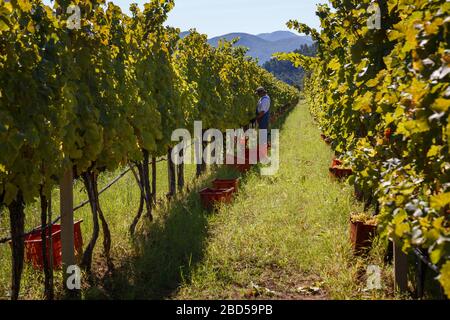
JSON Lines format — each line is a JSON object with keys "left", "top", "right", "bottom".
{"left": 263, "top": 43, "right": 317, "bottom": 88}
{"left": 207, "top": 31, "right": 312, "bottom": 64}
{"left": 179, "top": 31, "right": 191, "bottom": 39}
{"left": 208, "top": 33, "right": 267, "bottom": 48}
{"left": 257, "top": 31, "right": 299, "bottom": 42}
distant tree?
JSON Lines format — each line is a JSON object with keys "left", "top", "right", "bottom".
{"left": 263, "top": 43, "right": 316, "bottom": 89}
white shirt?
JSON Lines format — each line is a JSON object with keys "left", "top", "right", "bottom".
{"left": 257, "top": 95, "right": 270, "bottom": 113}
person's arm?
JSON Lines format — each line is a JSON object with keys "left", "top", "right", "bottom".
{"left": 256, "top": 111, "right": 265, "bottom": 121}
{"left": 256, "top": 97, "right": 270, "bottom": 121}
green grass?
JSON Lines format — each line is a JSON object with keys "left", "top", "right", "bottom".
{"left": 0, "top": 100, "right": 395, "bottom": 300}
{"left": 173, "top": 101, "right": 395, "bottom": 300}
{"left": 0, "top": 158, "right": 199, "bottom": 299}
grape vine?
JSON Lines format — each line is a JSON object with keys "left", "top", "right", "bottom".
{"left": 278, "top": 0, "right": 449, "bottom": 297}
{"left": 0, "top": 0, "right": 299, "bottom": 299}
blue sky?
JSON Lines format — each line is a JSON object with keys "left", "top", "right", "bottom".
{"left": 112, "top": 0, "right": 326, "bottom": 37}
{"left": 44, "top": 0, "right": 328, "bottom": 37}
{"left": 42, "top": 1, "right": 326, "bottom": 37}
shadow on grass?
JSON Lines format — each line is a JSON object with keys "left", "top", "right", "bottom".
{"left": 89, "top": 165, "right": 243, "bottom": 300}
{"left": 90, "top": 104, "right": 299, "bottom": 300}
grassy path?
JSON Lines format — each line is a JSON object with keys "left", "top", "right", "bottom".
{"left": 0, "top": 100, "right": 394, "bottom": 300}
{"left": 174, "top": 101, "right": 393, "bottom": 300}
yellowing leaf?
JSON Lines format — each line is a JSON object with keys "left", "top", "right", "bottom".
{"left": 447, "top": 120, "right": 450, "bottom": 145}
{"left": 409, "top": 78, "right": 428, "bottom": 104}
{"left": 384, "top": 113, "right": 395, "bottom": 125}
{"left": 432, "top": 98, "right": 450, "bottom": 113}
{"left": 365, "top": 78, "right": 378, "bottom": 88}
{"left": 353, "top": 91, "right": 373, "bottom": 113}
{"left": 26, "top": 21, "right": 35, "bottom": 33}
{"left": 432, "top": 217, "right": 445, "bottom": 230}
{"left": 438, "top": 261, "right": 450, "bottom": 299}
{"left": 17, "top": 0, "right": 32, "bottom": 12}
{"left": 430, "top": 192, "right": 450, "bottom": 210}
{"left": 397, "top": 118, "right": 430, "bottom": 137}
{"left": 388, "top": 29, "right": 404, "bottom": 41}
{"left": 0, "top": 19, "right": 9, "bottom": 32}
{"left": 427, "top": 145, "right": 441, "bottom": 158}
{"left": 403, "top": 25, "right": 418, "bottom": 53}
{"left": 430, "top": 246, "right": 444, "bottom": 265}
{"left": 3, "top": 2, "right": 13, "bottom": 13}
{"left": 328, "top": 58, "right": 340, "bottom": 71}
{"left": 424, "top": 18, "right": 444, "bottom": 36}
{"left": 395, "top": 222, "right": 410, "bottom": 238}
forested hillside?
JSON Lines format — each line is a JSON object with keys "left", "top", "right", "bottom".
{"left": 263, "top": 43, "right": 316, "bottom": 88}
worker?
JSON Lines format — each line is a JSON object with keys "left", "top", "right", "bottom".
{"left": 255, "top": 86, "right": 271, "bottom": 131}
{"left": 251, "top": 87, "right": 271, "bottom": 154}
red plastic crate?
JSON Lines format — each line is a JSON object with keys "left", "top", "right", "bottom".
{"left": 245, "top": 145, "right": 269, "bottom": 163}
{"left": 199, "top": 188, "right": 234, "bottom": 210}
{"left": 350, "top": 220, "right": 377, "bottom": 254}
{"left": 234, "top": 136, "right": 248, "bottom": 148}
{"left": 331, "top": 158, "right": 343, "bottom": 168}
{"left": 329, "top": 167, "right": 353, "bottom": 179}
{"left": 213, "top": 178, "right": 240, "bottom": 193}
{"left": 225, "top": 154, "right": 253, "bottom": 173}
{"left": 234, "top": 163, "right": 252, "bottom": 173}
{"left": 20, "top": 220, "right": 83, "bottom": 270}
{"left": 226, "top": 146, "right": 270, "bottom": 173}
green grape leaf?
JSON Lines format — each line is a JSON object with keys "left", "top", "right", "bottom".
{"left": 4, "top": 182, "right": 18, "bottom": 205}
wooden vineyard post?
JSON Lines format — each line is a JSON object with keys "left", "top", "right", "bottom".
{"left": 196, "top": 136, "right": 203, "bottom": 178}
{"left": 152, "top": 157, "right": 157, "bottom": 204}
{"left": 177, "top": 148, "right": 185, "bottom": 191}
{"left": 167, "top": 147, "right": 176, "bottom": 198}
{"left": 394, "top": 241, "right": 408, "bottom": 294}
{"left": 60, "top": 168, "right": 79, "bottom": 298}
